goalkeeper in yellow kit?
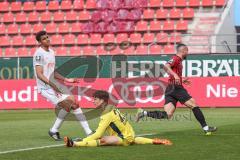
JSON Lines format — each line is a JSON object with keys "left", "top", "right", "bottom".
{"left": 64, "top": 90, "right": 172, "bottom": 147}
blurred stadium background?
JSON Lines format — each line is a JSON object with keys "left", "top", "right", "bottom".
{"left": 0, "top": 0, "right": 240, "bottom": 159}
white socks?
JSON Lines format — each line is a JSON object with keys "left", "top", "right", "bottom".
{"left": 50, "top": 109, "right": 69, "bottom": 133}
{"left": 143, "top": 111, "right": 148, "bottom": 116}
{"left": 73, "top": 108, "right": 92, "bottom": 135}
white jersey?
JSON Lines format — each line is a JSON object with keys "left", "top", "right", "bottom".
{"left": 33, "top": 47, "right": 56, "bottom": 92}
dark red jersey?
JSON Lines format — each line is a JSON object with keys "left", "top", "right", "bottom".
{"left": 166, "top": 55, "right": 183, "bottom": 85}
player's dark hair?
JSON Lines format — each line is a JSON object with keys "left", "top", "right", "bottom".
{"left": 176, "top": 43, "right": 187, "bottom": 51}
{"left": 93, "top": 90, "right": 109, "bottom": 103}
{"left": 36, "top": 30, "right": 47, "bottom": 42}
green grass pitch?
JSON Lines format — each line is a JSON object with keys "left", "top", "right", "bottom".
{"left": 0, "top": 108, "right": 239, "bottom": 160}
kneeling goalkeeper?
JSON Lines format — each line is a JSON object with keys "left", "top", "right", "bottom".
{"left": 64, "top": 90, "right": 172, "bottom": 147}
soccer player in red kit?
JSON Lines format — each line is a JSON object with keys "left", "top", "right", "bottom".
{"left": 136, "top": 43, "right": 217, "bottom": 135}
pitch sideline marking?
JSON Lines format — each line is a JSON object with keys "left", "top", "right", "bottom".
{"left": 0, "top": 133, "right": 157, "bottom": 155}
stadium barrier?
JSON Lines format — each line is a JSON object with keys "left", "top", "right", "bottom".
{"left": 0, "top": 54, "right": 239, "bottom": 79}
{"left": 0, "top": 76, "right": 239, "bottom": 109}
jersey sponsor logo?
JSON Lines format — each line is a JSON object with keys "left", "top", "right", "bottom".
{"left": 108, "top": 81, "right": 166, "bottom": 104}
{"left": 35, "top": 56, "right": 41, "bottom": 62}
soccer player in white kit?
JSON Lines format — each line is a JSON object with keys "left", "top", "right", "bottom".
{"left": 33, "top": 31, "right": 92, "bottom": 141}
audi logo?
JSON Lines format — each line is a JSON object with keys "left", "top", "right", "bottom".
{"left": 109, "top": 81, "right": 167, "bottom": 104}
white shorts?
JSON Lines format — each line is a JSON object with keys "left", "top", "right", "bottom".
{"left": 40, "top": 88, "right": 70, "bottom": 106}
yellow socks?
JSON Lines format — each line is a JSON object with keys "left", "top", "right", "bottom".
{"left": 134, "top": 137, "right": 153, "bottom": 144}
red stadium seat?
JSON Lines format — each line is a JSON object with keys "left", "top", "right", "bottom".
{"left": 116, "top": 33, "right": 128, "bottom": 44}
{"left": 56, "top": 46, "right": 68, "bottom": 56}
{"left": 40, "top": 11, "right": 52, "bottom": 22}
{"left": 7, "top": 24, "right": 19, "bottom": 35}
{"left": 149, "top": 0, "right": 161, "bottom": 8}
{"left": 77, "top": 34, "right": 89, "bottom": 45}
{"left": 5, "top": 48, "right": 17, "bottom": 57}
{"left": 103, "top": 34, "right": 115, "bottom": 44}
{"left": 143, "top": 33, "right": 155, "bottom": 44}
{"left": 30, "top": 48, "right": 37, "bottom": 56}
{"left": 130, "top": 33, "right": 142, "bottom": 44}
{"left": 109, "top": 46, "right": 123, "bottom": 55}
{"left": 123, "top": 45, "right": 135, "bottom": 55}
{"left": 150, "top": 44, "right": 162, "bottom": 54}
{"left": 33, "top": 23, "right": 44, "bottom": 33}
{"left": 15, "top": 12, "right": 27, "bottom": 23}
{"left": 48, "top": 1, "right": 60, "bottom": 11}
{"left": 135, "top": 45, "right": 148, "bottom": 55}
{"left": 82, "top": 22, "right": 94, "bottom": 34}
{"left": 169, "top": 32, "right": 182, "bottom": 43}
{"left": 202, "top": 0, "right": 214, "bottom": 7}
{"left": 0, "top": 1, "right": 9, "bottom": 12}
{"left": 96, "top": 0, "right": 110, "bottom": 10}
{"left": 90, "top": 34, "right": 102, "bottom": 44}
{"left": 61, "top": 0, "right": 72, "bottom": 10}
{"left": 163, "top": 44, "right": 175, "bottom": 54}
{"left": 35, "top": 1, "right": 47, "bottom": 12}
{"left": 86, "top": 0, "right": 97, "bottom": 9}
{"left": 94, "top": 21, "right": 108, "bottom": 33}
{"left": 79, "top": 11, "right": 91, "bottom": 21}
{"left": 73, "top": 0, "right": 84, "bottom": 10}
{"left": 0, "top": 36, "right": 10, "bottom": 46}
{"left": 163, "top": 0, "right": 174, "bottom": 8}
{"left": 150, "top": 20, "right": 162, "bottom": 31}
{"left": 135, "top": 21, "right": 148, "bottom": 32}
{"left": 45, "top": 22, "right": 57, "bottom": 34}
{"left": 0, "top": 24, "right": 6, "bottom": 35}
{"left": 3, "top": 13, "right": 14, "bottom": 23}
{"left": 176, "top": 20, "right": 188, "bottom": 31}
{"left": 28, "top": 12, "right": 39, "bottom": 23}
{"left": 20, "top": 23, "right": 32, "bottom": 34}
{"left": 12, "top": 35, "right": 24, "bottom": 46}
{"left": 25, "top": 35, "right": 37, "bottom": 46}
{"left": 18, "top": 47, "right": 29, "bottom": 57}
{"left": 109, "top": 0, "right": 123, "bottom": 10}
{"left": 66, "top": 11, "right": 78, "bottom": 22}
{"left": 129, "top": 9, "right": 142, "bottom": 21}
{"left": 51, "top": 35, "right": 63, "bottom": 46}
{"left": 91, "top": 11, "right": 102, "bottom": 22}
{"left": 58, "top": 22, "right": 70, "bottom": 34}
{"left": 183, "top": 8, "right": 194, "bottom": 19}
{"left": 175, "top": 0, "right": 187, "bottom": 7}
{"left": 189, "top": 0, "right": 200, "bottom": 7}
{"left": 96, "top": 46, "right": 108, "bottom": 55}
{"left": 71, "top": 22, "right": 83, "bottom": 33}
{"left": 69, "top": 46, "right": 81, "bottom": 55}
{"left": 64, "top": 34, "right": 76, "bottom": 45}
{"left": 156, "top": 9, "right": 168, "bottom": 19}
{"left": 163, "top": 20, "right": 175, "bottom": 31}
{"left": 169, "top": 8, "right": 181, "bottom": 19}
{"left": 116, "top": 9, "right": 129, "bottom": 20}
{"left": 53, "top": 11, "right": 65, "bottom": 22}
{"left": 215, "top": 0, "right": 226, "bottom": 7}
{"left": 10, "top": 1, "right": 22, "bottom": 12}
{"left": 143, "top": 9, "right": 155, "bottom": 20}
{"left": 23, "top": 1, "right": 35, "bottom": 12}
{"left": 156, "top": 32, "right": 169, "bottom": 44}
{"left": 117, "top": 21, "right": 134, "bottom": 33}
{"left": 82, "top": 46, "right": 95, "bottom": 55}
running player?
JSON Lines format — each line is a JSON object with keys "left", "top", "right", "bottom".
{"left": 64, "top": 90, "right": 172, "bottom": 147}
{"left": 33, "top": 31, "right": 92, "bottom": 141}
{"left": 136, "top": 43, "right": 217, "bottom": 135}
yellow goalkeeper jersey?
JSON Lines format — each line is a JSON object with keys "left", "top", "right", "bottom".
{"left": 83, "top": 105, "right": 135, "bottom": 142}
